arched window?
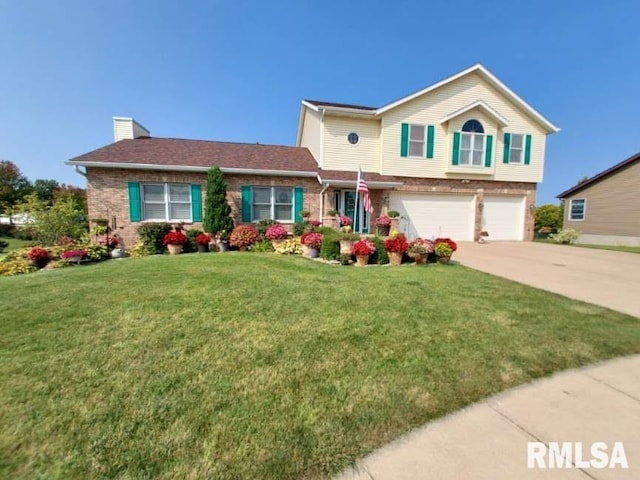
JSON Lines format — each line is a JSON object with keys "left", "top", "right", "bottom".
{"left": 460, "top": 119, "right": 485, "bottom": 166}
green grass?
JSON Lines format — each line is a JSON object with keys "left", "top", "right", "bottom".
{"left": 0, "top": 235, "right": 30, "bottom": 258}
{"left": 1, "top": 254, "right": 639, "bottom": 479}
{"left": 573, "top": 243, "right": 640, "bottom": 254}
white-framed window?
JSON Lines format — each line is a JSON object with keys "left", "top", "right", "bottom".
{"left": 142, "top": 183, "right": 192, "bottom": 221}
{"left": 509, "top": 134, "right": 525, "bottom": 164}
{"left": 460, "top": 119, "right": 484, "bottom": 166}
{"left": 252, "top": 186, "right": 294, "bottom": 222}
{"left": 569, "top": 199, "right": 586, "bottom": 221}
{"left": 409, "top": 124, "right": 425, "bottom": 157}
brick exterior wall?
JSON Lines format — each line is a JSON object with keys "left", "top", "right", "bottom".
{"left": 86, "top": 168, "right": 322, "bottom": 247}
{"left": 87, "top": 167, "right": 535, "bottom": 246}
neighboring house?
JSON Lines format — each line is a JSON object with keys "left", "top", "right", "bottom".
{"left": 557, "top": 152, "right": 640, "bottom": 246}
{"left": 66, "top": 65, "right": 558, "bottom": 246}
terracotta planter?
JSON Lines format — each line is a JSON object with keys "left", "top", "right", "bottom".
{"left": 167, "top": 244, "right": 183, "bottom": 255}
{"left": 413, "top": 254, "right": 426, "bottom": 265}
{"left": 271, "top": 239, "right": 285, "bottom": 250}
{"left": 388, "top": 251, "right": 403, "bottom": 265}
{"left": 308, "top": 247, "right": 320, "bottom": 258}
{"left": 437, "top": 255, "right": 452, "bottom": 264}
{"left": 339, "top": 240, "right": 353, "bottom": 255}
{"left": 356, "top": 255, "right": 369, "bottom": 266}
{"left": 197, "top": 244, "right": 209, "bottom": 253}
{"left": 377, "top": 226, "right": 390, "bottom": 237}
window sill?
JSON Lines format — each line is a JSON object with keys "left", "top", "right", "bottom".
{"left": 446, "top": 165, "right": 494, "bottom": 175}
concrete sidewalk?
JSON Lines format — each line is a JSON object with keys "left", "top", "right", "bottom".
{"left": 336, "top": 355, "right": 640, "bottom": 479}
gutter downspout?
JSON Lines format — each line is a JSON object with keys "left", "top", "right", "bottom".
{"left": 74, "top": 165, "right": 87, "bottom": 177}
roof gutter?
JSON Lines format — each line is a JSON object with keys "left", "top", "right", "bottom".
{"left": 316, "top": 176, "right": 403, "bottom": 189}
{"left": 64, "top": 161, "right": 319, "bottom": 178}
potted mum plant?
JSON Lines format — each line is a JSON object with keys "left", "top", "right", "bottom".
{"left": 229, "top": 225, "right": 259, "bottom": 251}
{"left": 163, "top": 231, "right": 189, "bottom": 255}
{"left": 215, "top": 229, "right": 230, "bottom": 251}
{"left": 27, "top": 247, "right": 51, "bottom": 269}
{"left": 434, "top": 237, "right": 457, "bottom": 264}
{"left": 387, "top": 210, "right": 400, "bottom": 229}
{"left": 61, "top": 249, "right": 87, "bottom": 264}
{"left": 375, "top": 215, "right": 391, "bottom": 236}
{"left": 408, "top": 238, "right": 434, "bottom": 265}
{"left": 265, "top": 223, "right": 288, "bottom": 249}
{"left": 301, "top": 232, "right": 323, "bottom": 258}
{"left": 339, "top": 214, "right": 352, "bottom": 228}
{"left": 337, "top": 230, "right": 360, "bottom": 255}
{"left": 351, "top": 238, "right": 376, "bottom": 266}
{"left": 195, "top": 233, "right": 211, "bottom": 253}
{"left": 383, "top": 233, "right": 408, "bottom": 265}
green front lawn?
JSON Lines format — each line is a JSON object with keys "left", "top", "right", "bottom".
{"left": 0, "top": 235, "right": 31, "bottom": 258}
{"left": 1, "top": 254, "right": 638, "bottom": 479}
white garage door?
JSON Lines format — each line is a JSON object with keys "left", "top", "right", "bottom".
{"left": 482, "top": 196, "right": 525, "bottom": 241}
{"left": 388, "top": 193, "right": 475, "bottom": 241}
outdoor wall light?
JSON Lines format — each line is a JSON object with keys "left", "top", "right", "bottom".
{"left": 382, "top": 193, "right": 390, "bottom": 206}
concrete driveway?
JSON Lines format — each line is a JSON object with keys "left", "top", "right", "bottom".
{"left": 454, "top": 242, "right": 640, "bottom": 318}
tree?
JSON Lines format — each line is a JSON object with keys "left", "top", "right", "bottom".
{"left": 203, "top": 166, "right": 234, "bottom": 235}
{"left": 33, "top": 179, "right": 60, "bottom": 205}
{"left": 535, "top": 204, "right": 563, "bottom": 230}
{"left": 0, "top": 161, "right": 32, "bottom": 214}
{"left": 14, "top": 193, "right": 87, "bottom": 245}
{"left": 53, "top": 184, "right": 87, "bottom": 214}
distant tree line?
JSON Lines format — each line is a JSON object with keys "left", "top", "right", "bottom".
{"left": 0, "top": 160, "right": 86, "bottom": 217}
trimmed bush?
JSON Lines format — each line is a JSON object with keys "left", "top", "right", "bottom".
{"left": 203, "top": 166, "right": 234, "bottom": 235}
{"left": 137, "top": 223, "right": 172, "bottom": 254}
{"left": 184, "top": 229, "right": 204, "bottom": 253}
{"left": 369, "top": 236, "right": 389, "bottom": 265}
{"left": 293, "top": 221, "right": 307, "bottom": 236}
{"left": 320, "top": 229, "right": 340, "bottom": 261}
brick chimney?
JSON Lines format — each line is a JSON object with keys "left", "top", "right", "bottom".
{"left": 113, "top": 117, "right": 150, "bottom": 142}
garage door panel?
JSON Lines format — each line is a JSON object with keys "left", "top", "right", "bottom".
{"left": 389, "top": 193, "right": 475, "bottom": 241}
{"left": 482, "top": 196, "right": 524, "bottom": 241}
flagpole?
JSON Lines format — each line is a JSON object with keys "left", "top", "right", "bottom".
{"left": 354, "top": 169, "right": 361, "bottom": 233}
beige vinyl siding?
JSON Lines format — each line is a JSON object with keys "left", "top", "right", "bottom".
{"left": 380, "top": 71, "right": 547, "bottom": 183}
{"left": 299, "top": 108, "right": 322, "bottom": 165}
{"left": 113, "top": 118, "right": 150, "bottom": 142}
{"left": 323, "top": 116, "right": 380, "bottom": 172}
{"left": 563, "top": 161, "right": 640, "bottom": 236}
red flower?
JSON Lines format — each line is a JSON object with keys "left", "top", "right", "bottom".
{"left": 265, "top": 224, "right": 288, "bottom": 240}
{"left": 384, "top": 233, "right": 409, "bottom": 253}
{"left": 60, "top": 249, "right": 87, "bottom": 259}
{"left": 310, "top": 220, "right": 322, "bottom": 227}
{"left": 27, "top": 247, "right": 50, "bottom": 262}
{"left": 301, "top": 232, "right": 323, "bottom": 249}
{"left": 163, "top": 231, "right": 189, "bottom": 246}
{"left": 434, "top": 237, "right": 457, "bottom": 252}
{"left": 339, "top": 215, "right": 352, "bottom": 227}
{"left": 195, "top": 233, "right": 211, "bottom": 245}
{"left": 352, "top": 239, "right": 376, "bottom": 256}
{"left": 375, "top": 215, "right": 391, "bottom": 227}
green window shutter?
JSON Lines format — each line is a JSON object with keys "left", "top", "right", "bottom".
{"left": 241, "top": 186, "right": 252, "bottom": 222}
{"left": 400, "top": 123, "right": 409, "bottom": 157}
{"left": 452, "top": 132, "right": 460, "bottom": 165}
{"left": 127, "top": 182, "right": 141, "bottom": 222}
{"left": 524, "top": 134, "right": 532, "bottom": 165}
{"left": 190, "top": 184, "right": 202, "bottom": 222}
{"left": 294, "top": 187, "right": 304, "bottom": 222}
{"left": 484, "top": 135, "right": 493, "bottom": 167}
{"left": 503, "top": 133, "right": 511, "bottom": 164}
{"left": 426, "top": 125, "right": 435, "bottom": 158}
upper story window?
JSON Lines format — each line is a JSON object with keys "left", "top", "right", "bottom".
{"left": 509, "top": 134, "right": 525, "bottom": 164}
{"left": 569, "top": 199, "right": 586, "bottom": 221}
{"left": 252, "top": 186, "right": 294, "bottom": 222}
{"left": 409, "top": 125, "right": 426, "bottom": 156}
{"left": 142, "top": 183, "right": 192, "bottom": 221}
{"left": 460, "top": 119, "right": 485, "bottom": 166}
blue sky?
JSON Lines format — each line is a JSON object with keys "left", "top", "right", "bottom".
{"left": 1, "top": 0, "right": 638, "bottom": 204}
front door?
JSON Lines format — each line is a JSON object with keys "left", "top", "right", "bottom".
{"left": 341, "top": 191, "right": 369, "bottom": 233}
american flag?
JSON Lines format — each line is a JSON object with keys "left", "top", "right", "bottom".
{"left": 357, "top": 169, "right": 373, "bottom": 213}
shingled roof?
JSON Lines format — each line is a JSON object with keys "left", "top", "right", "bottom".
{"left": 67, "top": 137, "right": 319, "bottom": 173}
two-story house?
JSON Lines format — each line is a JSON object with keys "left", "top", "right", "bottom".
{"left": 67, "top": 64, "right": 558, "bottom": 246}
